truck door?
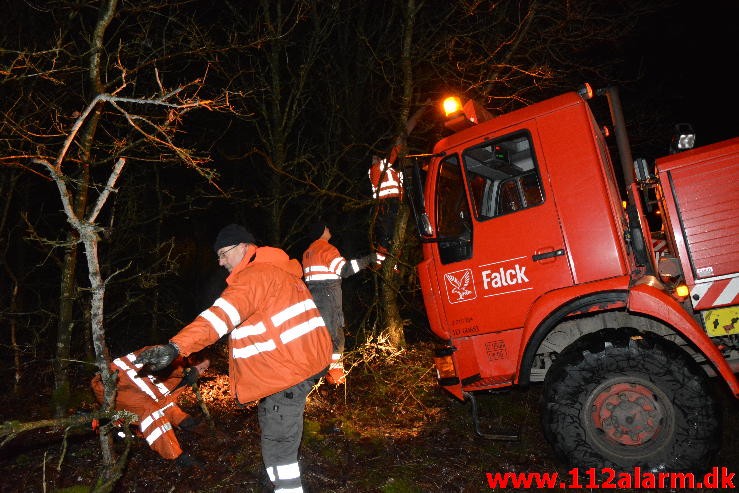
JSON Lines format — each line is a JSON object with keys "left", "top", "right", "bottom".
{"left": 432, "top": 130, "right": 574, "bottom": 335}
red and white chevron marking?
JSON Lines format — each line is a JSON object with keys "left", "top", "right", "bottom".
{"left": 690, "top": 276, "right": 739, "bottom": 310}
{"left": 651, "top": 237, "right": 668, "bottom": 260}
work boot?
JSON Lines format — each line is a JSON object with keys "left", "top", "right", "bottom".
{"left": 174, "top": 453, "right": 203, "bottom": 469}
{"left": 178, "top": 415, "right": 224, "bottom": 439}
{"left": 257, "top": 468, "right": 275, "bottom": 492}
{"left": 177, "top": 415, "right": 200, "bottom": 429}
{"left": 325, "top": 353, "right": 346, "bottom": 385}
{"left": 325, "top": 366, "right": 346, "bottom": 385}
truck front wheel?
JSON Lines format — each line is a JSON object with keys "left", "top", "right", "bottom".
{"left": 541, "top": 329, "right": 720, "bottom": 472}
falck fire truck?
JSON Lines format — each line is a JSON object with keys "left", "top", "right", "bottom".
{"left": 407, "top": 84, "right": 739, "bottom": 472}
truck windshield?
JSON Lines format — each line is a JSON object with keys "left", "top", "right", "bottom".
{"left": 462, "top": 132, "right": 544, "bottom": 220}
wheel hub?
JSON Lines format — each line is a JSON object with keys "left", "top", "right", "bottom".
{"left": 591, "top": 382, "right": 663, "bottom": 446}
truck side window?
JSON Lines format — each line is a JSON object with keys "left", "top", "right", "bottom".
{"left": 435, "top": 155, "right": 473, "bottom": 263}
{"left": 520, "top": 172, "right": 544, "bottom": 207}
{"left": 462, "top": 133, "right": 544, "bottom": 220}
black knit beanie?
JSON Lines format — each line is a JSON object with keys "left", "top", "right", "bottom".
{"left": 307, "top": 221, "right": 327, "bottom": 242}
{"left": 213, "top": 224, "right": 256, "bottom": 252}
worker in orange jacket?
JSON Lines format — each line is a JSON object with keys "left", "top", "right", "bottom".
{"left": 137, "top": 224, "right": 332, "bottom": 493}
{"left": 302, "top": 221, "right": 374, "bottom": 384}
{"left": 90, "top": 347, "right": 209, "bottom": 467}
{"left": 368, "top": 153, "right": 403, "bottom": 266}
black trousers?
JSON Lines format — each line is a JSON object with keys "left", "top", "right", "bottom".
{"left": 374, "top": 198, "right": 400, "bottom": 251}
{"left": 258, "top": 377, "right": 314, "bottom": 492}
{"left": 306, "top": 280, "right": 344, "bottom": 353}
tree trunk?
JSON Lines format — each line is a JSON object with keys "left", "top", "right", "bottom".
{"left": 269, "top": 159, "right": 284, "bottom": 246}
{"left": 52, "top": 114, "right": 102, "bottom": 418}
{"left": 0, "top": 172, "right": 22, "bottom": 391}
{"left": 380, "top": 0, "right": 417, "bottom": 347}
{"left": 150, "top": 165, "right": 162, "bottom": 341}
{"left": 6, "top": 270, "right": 21, "bottom": 393}
{"left": 382, "top": 204, "right": 410, "bottom": 346}
{"left": 52, "top": 243, "right": 79, "bottom": 416}
{"left": 51, "top": 0, "right": 114, "bottom": 416}
{"left": 39, "top": 155, "right": 126, "bottom": 482}
{"left": 264, "top": 0, "right": 286, "bottom": 246}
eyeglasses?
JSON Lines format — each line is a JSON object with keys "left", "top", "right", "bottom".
{"left": 217, "top": 244, "right": 239, "bottom": 260}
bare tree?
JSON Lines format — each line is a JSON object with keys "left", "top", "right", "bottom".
{"left": 219, "top": 0, "right": 347, "bottom": 248}
{"left": 0, "top": 0, "right": 242, "bottom": 417}
{"left": 1, "top": 1, "right": 233, "bottom": 488}
{"left": 29, "top": 85, "right": 219, "bottom": 488}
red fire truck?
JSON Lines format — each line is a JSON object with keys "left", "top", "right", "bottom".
{"left": 408, "top": 85, "right": 739, "bottom": 472}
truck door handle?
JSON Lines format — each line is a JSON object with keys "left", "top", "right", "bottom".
{"left": 532, "top": 249, "right": 565, "bottom": 262}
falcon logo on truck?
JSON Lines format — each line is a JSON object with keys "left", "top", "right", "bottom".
{"left": 444, "top": 268, "right": 477, "bottom": 303}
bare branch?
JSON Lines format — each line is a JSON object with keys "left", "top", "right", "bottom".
{"left": 31, "top": 158, "right": 81, "bottom": 231}
{"left": 86, "top": 158, "right": 126, "bottom": 223}
{"left": 0, "top": 409, "right": 137, "bottom": 449}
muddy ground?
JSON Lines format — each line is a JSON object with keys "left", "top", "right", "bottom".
{"left": 1, "top": 342, "right": 737, "bottom": 493}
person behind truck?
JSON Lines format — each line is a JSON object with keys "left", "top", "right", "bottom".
{"left": 302, "top": 220, "right": 374, "bottom": 384}
{"left": 136, "top": 224, "right": 332, "bottom": 493}
{"left": 91, "top": 347, "right": 210, "bottom": 468}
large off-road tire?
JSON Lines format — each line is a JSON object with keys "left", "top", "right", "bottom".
{"left": 541, "top": 329, "right": 720, "bottom": 472}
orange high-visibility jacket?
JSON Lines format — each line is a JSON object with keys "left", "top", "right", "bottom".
{"left": 368, "top": 159, "right": 403, "bottom": 199}
{"left": 91, "top": 348, "right": 191, "bottom": 460}
{"left": 171, "top": 246, "right": 332, "bottom": 403}
{"left": 302, "top": 239, "right": 367, "bottom": 282}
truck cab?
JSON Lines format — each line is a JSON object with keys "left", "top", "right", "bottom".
{"left": 411, "top": 86, "right": 739, "bottom": 473}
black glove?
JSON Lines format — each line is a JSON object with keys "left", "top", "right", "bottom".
{"left": 137, "top": 342, "right": 179, "bottom": 371}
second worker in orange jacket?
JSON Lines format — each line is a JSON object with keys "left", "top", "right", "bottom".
{"left": 302, "top": 222, "right": 374, "bottom": 384}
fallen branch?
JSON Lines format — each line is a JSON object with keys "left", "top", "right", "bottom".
{"left": 0, "top": 409, "right": 138, "bottom": 448}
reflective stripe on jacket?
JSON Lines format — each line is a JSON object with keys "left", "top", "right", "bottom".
{"left": 368, "top": 159, "right": 403, "bottom": 199}
{"left": 171, "top": 246, "right": 332, "bottom": 403}
{"left": 303, "top": 239, "right": 345, "bottom": 281}
{"left": 302, "top": 239, "right": 370, "bottom": 282}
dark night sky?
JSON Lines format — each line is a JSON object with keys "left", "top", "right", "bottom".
{"left": 627, "top": 1, "right": 739, "bottom": 146}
